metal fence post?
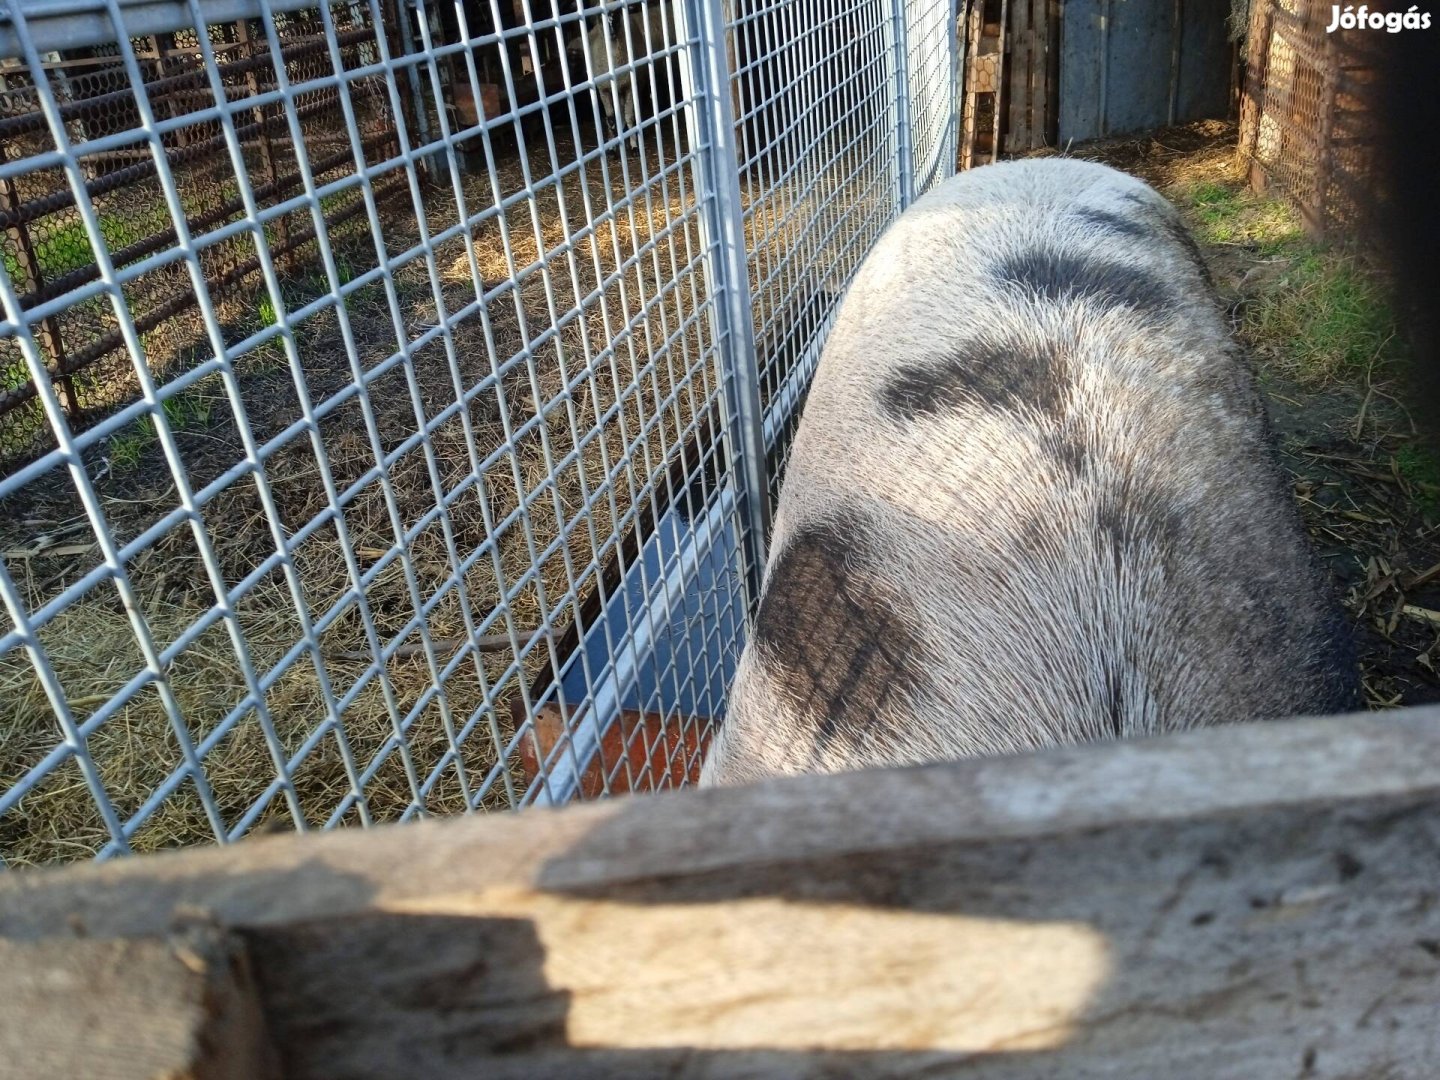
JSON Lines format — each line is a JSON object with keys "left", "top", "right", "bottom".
{"left": 891, "top": 0, "right": 916, "bottom": 209}
{"left": 234, "top": 17, "right": 292, "bottom": 272}
{"left": 394, "top": 0, "right": 433, "bottom": 174}
{"left": 949, "top": 0, "right": 962, "bottom": 173}
{"left": 0, "top": 167, "right": 76, "bottom": 421}
{"left": 679, "top": 0, "right": 771, "bottom": 614}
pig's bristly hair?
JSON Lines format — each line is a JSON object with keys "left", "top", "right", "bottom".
{"left": 702, "top": 159, "right": 1361, "bottom": 788}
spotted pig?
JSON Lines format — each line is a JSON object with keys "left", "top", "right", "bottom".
{"left": 701, "top": 158, "right": 1361, "bottom": 787}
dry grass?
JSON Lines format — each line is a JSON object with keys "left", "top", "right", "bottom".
{"left": 0, "top": 122, "right": 724, "bottom": 866}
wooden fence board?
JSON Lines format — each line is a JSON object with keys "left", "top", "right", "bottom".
{"left": 1, "top": 709, "right": 1439, "bottom": 1077}
{"left": 0, "top": 929, "right": 279, "bottom": 1080}
{"left": 1007, "top": 0, "right": 1032, "bottom": 149}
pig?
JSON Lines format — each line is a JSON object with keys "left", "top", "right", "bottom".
{"left": 701, "top": 157, "right": 1362, "bottom": 787}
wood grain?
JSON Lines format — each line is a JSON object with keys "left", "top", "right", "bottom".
{"left": 0, "top": 927, "right": 279, "bottom": 1080}
{"left": 2, "top": 709, "right": 1439, "bottom": 1078}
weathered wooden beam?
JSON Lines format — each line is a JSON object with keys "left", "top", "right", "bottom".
{"left": 1006, "top": 0, "right": 1031, "bottom": 151}
{"left": 1, "top": 708, "right": 1439, "bottom": 1079}
{"left": 0, "top": 928, "right": 280, "bottom": 1080}
{"left": 1237, "top": 0, "right": 1276, "bottom": 184}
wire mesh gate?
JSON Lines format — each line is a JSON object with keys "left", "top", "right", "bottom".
{"left": 0, "top": 0, "right": 956, "bottom": 867}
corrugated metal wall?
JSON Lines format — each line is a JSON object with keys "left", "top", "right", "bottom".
{"left": 1059, "top": 0, "right": 1232, "bottom": 141}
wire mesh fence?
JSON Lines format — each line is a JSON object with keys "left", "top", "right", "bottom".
{"left": 0, "top": 5, "right": 409, "bottom": 467}
{"left": 0, "top": 0, "right": 956, "bottom": 868}
{"left": 1237, "top": 0, "right": 1381, "bottom": 237}
{"left": 906, "top": 0, "right": 959, "bottom": 196}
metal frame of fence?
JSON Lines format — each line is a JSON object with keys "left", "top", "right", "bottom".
{"left": 0, "top": 6, "right": 410, "bottom": 465}
{"left": 0, "top": 0, "right": 956, "bottom": 868}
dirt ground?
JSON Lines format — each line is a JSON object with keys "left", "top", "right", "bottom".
{"left": 1047, "top": 120, "right": 1440, "bottom": 710}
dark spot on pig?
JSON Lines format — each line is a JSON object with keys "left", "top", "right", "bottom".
{"left": 881, "top": 338, "right": 1071, "bottom": 422}
{"left": 992, "top": 249, "right": 1173, "bottom": 318}
{"left": 753, "top": 512, "right": 929, "bottom": 760}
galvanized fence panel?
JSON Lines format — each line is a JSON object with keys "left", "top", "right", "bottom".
{"left": 906, "top": 0, "right": 959, "bottom": 198}
{"left": 729, "top": 0, "right": 919, "bottom": 506}
{"left": 0, "top": 0, "right": 955, "bottom": 868}
{"left": 0, "top": 8, "right": 409, "bottom": 467}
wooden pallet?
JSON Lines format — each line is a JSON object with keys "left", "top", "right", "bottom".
{"left": 959, "top": 0, "right": 1004, "bottom": 168}
{"left": 960, "top": 0, "right": 1058, "bottom": 167}
{"left": 1005, "top": 0, "right": 1059, "bottom": 152}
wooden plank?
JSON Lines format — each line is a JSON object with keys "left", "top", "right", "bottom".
{"left": 724, "top": 0, "right": 745, "bottom": 166}
{"left": 448, "top": 81, "right": 503, "bottom": 126}
{"left": 1028, "top": 0, "right": 1049, "bottom": 149}
{"left": 1060, "top": 0, "right": 1232, "bottom": 142}
{"left": 1103, "top": 0, "right": 1175, "bottom": 136}
{"left": 1006, "top": 0, "right": 1031, "bottom": 151}
{"left": 1176, "top": 0, "right": 1232, "bottom": 122}
{"left": 1237, "top": 0, "right": 1273, "bottom": 176}
{"left": 960, "top": 0, "right": 989, "bottom": 167}
{"left": 992, "top": 0, "right": 1008, "bottom": 161}
{"left": 1042, "top": 0, "right": 1059, "bottom": 145}
{"left": 0, "top": 929, "right": 279, "bottom": 1080}
{"left": 1058, "top": 0, "right": 1103, "bottom": 141}
{"left": 1, "top": 710, "right": 1440, "bottom": 1077}
{"left": 1168, "top": 0, "right": 1182, "bottom": 125}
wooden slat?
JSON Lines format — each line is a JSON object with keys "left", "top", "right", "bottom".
{"left": 2, "top": 710, "right": 1440, "bottom": 1077}
{"left": 1035, "top": 0, "right": 1056, "bottom": 147}
{"left": 1239, "top": 0, "right": 1275, "bottom": 178}
{"left": 992, "top": 0, "right": 1008, "bottom": 161}
{"left": 960, "top": 0, "right": 977, "bottom": 166}
{"left": 0, "top": 929, "right": 279, "bottom": 1080}
{"left": 1006, "top": 0, "right": 1031, "bottom": 151}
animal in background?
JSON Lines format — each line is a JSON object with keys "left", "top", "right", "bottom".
{"left": 568, "top": 2, "right": 677, "bottom": 149}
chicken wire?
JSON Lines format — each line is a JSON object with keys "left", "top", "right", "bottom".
{"left": 0, "top": 0, "right": 956, "bottom": 867}
{"left": 1238, "top": 0, "right": 1381, "bottom": 236}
